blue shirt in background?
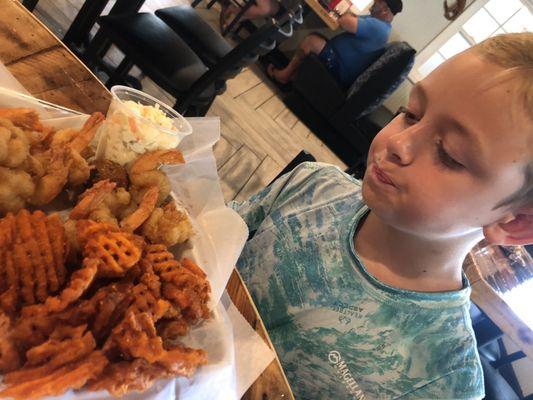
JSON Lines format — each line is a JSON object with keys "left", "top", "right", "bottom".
{"left": 328, "top": 15, "right": 392, "bottom": 88}
{"left": 230, "top": 162, "right": 484, "bottom": 400}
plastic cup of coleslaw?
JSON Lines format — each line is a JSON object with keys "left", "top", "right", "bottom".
{"left": 94, "top": 85, "right": 193, "bottom": 165}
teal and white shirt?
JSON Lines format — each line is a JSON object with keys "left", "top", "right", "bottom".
{"left": 231, "top": 162, "right": 484, "bottom": 400}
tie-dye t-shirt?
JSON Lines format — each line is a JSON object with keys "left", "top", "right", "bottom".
{"left": 230, "top": 162, "right": 484, "bottom": 400}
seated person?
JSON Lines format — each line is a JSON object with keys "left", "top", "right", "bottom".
{"left": 220, "top": 0, "right": 288, "bottom": 30}
{"left": 268, "top": 0, "right": 402, "bottom": 88}
{"left": 231, "top": 32, "right": 533, "bottom": 398}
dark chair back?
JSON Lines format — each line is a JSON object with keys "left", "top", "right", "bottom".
{"left": 339, "top": 42, "right": 415, "bottom": 121}
{"left": 176, "top": 13, "right": 293, "bottom": 113}
{"left": 155, "top": 5, "right": 233, "bottom": 68}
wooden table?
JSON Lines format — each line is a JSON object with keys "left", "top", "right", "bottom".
{"left": 303, "top": 0, "right": 339, "bottom": 30}
{"left": 1, "top": 1, "right": 294, "bottom": 399}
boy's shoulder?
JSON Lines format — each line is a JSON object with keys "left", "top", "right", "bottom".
{"left": 284, "top": 161, "right": 360, "bottom": 189}
{"left": 276, "top": 162, "right": 362, "bottom": 207}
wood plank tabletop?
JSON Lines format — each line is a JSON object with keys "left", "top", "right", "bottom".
{"left": 226, "top": 270, "right": 296, "bottom": 400}
{"left": 303, "top": 0, "right": 339, "bottom": 30}
{"left": 1, "top": 1, "right": 294, "bottom": 398}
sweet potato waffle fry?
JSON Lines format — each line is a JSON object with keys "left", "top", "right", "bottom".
{"left": 0, "top": 213, "right": 210, "bottom": 399}
{"left": 0, "top": 210, "right": 68, "bottom": 314}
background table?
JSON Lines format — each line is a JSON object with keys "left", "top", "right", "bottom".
{"left": 1, "top": 1, "right": 294, "bottom": 398}
{"left": 303, "top": 0, "right": 339, "bottom": 30}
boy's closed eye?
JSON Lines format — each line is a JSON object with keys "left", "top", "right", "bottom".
{"left": 436, "top": 139, "right": 465, "bottom": 171}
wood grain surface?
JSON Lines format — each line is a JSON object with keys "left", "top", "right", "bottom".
{"left": 1, "top": 0, "right": 110, "bottom": 113}
{"left": 227, "top": 270, "right": 296, "bottom": 400}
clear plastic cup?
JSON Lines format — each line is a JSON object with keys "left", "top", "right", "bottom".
{"left": 95, "top": 85, "right": 193, "bottom": 165}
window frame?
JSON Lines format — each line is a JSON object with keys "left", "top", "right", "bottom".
{"left": 409, "top": 0, "right": 533, "bottom": 82}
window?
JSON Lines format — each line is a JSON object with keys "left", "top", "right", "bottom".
{"left": 350, "top": 0, "right": 373, "bottom": 13}
{"left": 412, "top": 0, "right": 533, "bottom": 81}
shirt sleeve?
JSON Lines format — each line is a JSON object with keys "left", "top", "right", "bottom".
{"left": 397, "top": 364, "right": 485, "bottom": 400}
{"left": 356, "top": 16, "right": 390, "bottom": 42}
{"left": 228, "top": 162, "right": 333, "bottom": 233}
{"left": 354, "top": 16, "right": 373, "bottom": 38}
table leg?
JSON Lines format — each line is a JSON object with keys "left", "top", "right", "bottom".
{"left": 63, "top": 0, "right": 111, "bottom": 48}
{"left": 82, "top": 0, "right": 146, "bottom": 66}
{"left": 64, "top": 0, "right": 145, "bottom": 54}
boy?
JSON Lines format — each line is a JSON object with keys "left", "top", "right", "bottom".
{"left": 268, "top": 0, "right": 402, "bottom": 87}
{"left": 231, "top": 32, "right": 533, "bottom": 399}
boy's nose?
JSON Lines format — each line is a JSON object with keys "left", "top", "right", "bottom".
{"left": 386, "top": 131, "right": 416, "bottom": 166}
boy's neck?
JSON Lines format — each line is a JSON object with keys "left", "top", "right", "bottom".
{"left": 354, "top": 211, "right": 482, "bottom": 292}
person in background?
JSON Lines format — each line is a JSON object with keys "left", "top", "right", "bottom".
{"left": 268, "top": 0, "right": 402, "bottom": 88}
{"left": 220, "top": 0, "right": 280, "bottom": 30}
{"left": 230, "top": 32, "right": 533, "bottom": 398}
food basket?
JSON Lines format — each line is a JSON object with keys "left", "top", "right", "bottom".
{"left": 0, "top": 88, "right": 251, "bottom": 399}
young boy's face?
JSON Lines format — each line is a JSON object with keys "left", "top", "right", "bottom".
{"left": 362, "top": 50, "right": 531, "bottom": 240}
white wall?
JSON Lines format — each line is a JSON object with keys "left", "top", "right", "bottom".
{"left": 389, "top": 0, "right": 475, "bottom": 51}
{"left": 382, "top": 0, "right": 477, "bottom": 112}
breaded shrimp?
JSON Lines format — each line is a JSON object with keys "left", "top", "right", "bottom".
{"left": 29, "top": 146, "right": 72, "bottom": 206}
{"left": 70, "top": 180, "right": 117, "bottom": 220}
{"left": 0, "top": 108, "right": 44, "bottom": 132}
{"left": 69, "top": 113, "right": 105, "bottom": 154}
{"left": 141, "top": 202, "right": 193, "bottom": 247}
{"left": 128, "top": 150, "right": 185, "bottom": 204}
{"left": 0, "top": 167, "right": 35, "bottom": 214}
{"left": 120, "top": 186, "right": 159, "bottom": 232}
{"left": 0, "top": 119, "right": 30, "bottom": 168}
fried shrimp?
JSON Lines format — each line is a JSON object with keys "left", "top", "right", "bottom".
{"left": 141, "top": 202, "right": 193, "bottom": 247}
{"left": 69, "top": 113, "right": 105, "bottom": 154}
{"left": 128, "top": 149, "right": 185, "bottom": 204}
{"left": 0, "top": 118, "right": 30, "bottom": 168}
{"left": 0, "top": 108, "right": 44, "bottom": 132}
{"left": 29, "top": 146, "right": 72, "bottom": 206}
{"left": 66, "top": 113, "right": 104, "bottom": 187}
{"left": 0, "top": 167, "right": 35, "bottom": 214}
{"left": 68, "top": 150, "right": 92, "bottom": 187}
{"left": 70, "top": 180, "right": 117, "bottom": 220}
{"left": 120, "top": 186, "right": 159, "bottom": 232}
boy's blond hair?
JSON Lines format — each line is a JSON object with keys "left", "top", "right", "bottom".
{"left": 472, "top": 32, "right": 533, "bottom": 210}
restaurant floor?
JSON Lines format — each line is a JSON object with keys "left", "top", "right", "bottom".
{"left": 32, "top": 0, "right": 347, "bottom": 203}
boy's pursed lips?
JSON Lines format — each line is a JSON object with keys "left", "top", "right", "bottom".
{"left": 371, "top": 164, "right": 397, "bottom": 188}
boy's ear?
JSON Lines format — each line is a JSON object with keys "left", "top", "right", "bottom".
{"left": 483, "top": 206, "right": 533, "bottom": 246}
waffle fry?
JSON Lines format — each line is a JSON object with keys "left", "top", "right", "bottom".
{"left": 0, "top": 312, "right": 21, "bottom": 373}
{"left": 84, "top": 231, "right": 142, "bottom": 278}
{"left": 31, "top": 211, "right": 60, "bottom": 293}
{"left": 22, "top": 259, "right": 98, "bottom": 316}
{"left": 6, "top": 325, "right": 95, "bottom": 385}
{"left": 143, "top": 244, "right": 211, "bottom": 325}
{"left": 86, "top": 358, "right": 171, "bottom": 397}
{"left": 0, "top": 214, "right": 210, "bottom": 398}
{"left": 0, "top": 210, "right": 68, "bottom": 314}
{"left": 0, "top": 351, "right": 108, "bottom": 400}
